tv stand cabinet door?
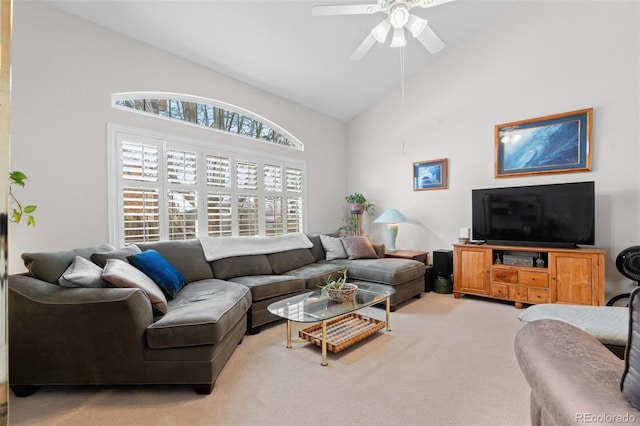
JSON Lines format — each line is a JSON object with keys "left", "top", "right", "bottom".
{"left": 454, "top": 246, "right": 491, "bottom": 296}
{"left": 549, "top": 251, "right": 604, "bottom": 306}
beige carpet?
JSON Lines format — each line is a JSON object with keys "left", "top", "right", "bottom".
{"left": 9, "top": 292, "right": 531, "bottom": 426}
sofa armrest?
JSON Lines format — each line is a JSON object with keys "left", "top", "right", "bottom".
{"left": 515, "top": 319, "right": 637, "bottom": 425}
{"left": 9, "top": 274, "right": 154, "bottom": 385}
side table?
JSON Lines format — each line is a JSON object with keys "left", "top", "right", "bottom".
{"left": 384, "top": 250, "right": 427, "bottom": 263}
{"left": 384, "top": 250, "right": 432, "bottom": 292}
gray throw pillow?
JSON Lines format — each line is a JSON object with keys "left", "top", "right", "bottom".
{"left": 341, "top": 236, "right": 378, "bottom": 260}
{"left": 319, "top": 235, "right": 347, "bottom": 261}
{"left": 21, "top": 244, "right": 114, "bottom": 284}
{"left": 58, "top": 256, "right": 106, "bottom": 288}
{"left": 102, "top": 259, "right": 168, "bottom": 315}
{"left": 90, "top": 245, "right": 141, "bottom": 268}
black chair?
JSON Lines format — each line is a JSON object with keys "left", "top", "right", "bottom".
{"left": 607, "top": 246, "right": 640, "bottom": 306}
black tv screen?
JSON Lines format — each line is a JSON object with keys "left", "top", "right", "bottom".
{"left": 472, "top": 181, "right": 595, "bottom": 247}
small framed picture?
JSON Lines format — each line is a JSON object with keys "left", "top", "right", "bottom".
{"left": 495, "top": 108, "right": 592, "bottom": 178}
{"left": 413, "top": 158, "right": 448, "bottom": 191}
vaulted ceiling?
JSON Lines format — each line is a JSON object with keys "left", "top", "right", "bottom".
{"left": 43, "top": 0, "right": 510, "bottom": 122}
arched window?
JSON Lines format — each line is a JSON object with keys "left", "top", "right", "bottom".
{"left": 112, "top": 92, "right": 303, "bottom": 150}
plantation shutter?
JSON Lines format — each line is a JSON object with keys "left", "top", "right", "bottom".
{"left": 236, "top": 160, "right": 259, "bottom": 236}
{"left": 286, "top": 167, "right": 303, "bottom": 233}
{"left": 264, "top": 164, "right": 283, "bottom": 236}
{"left": 111, "top": 126, "right": 305, "bottom": 246}
{"left": 206, "top": 155, "right": 232, "bottom": 236}
{"left": 121, "top": 139, "right": 161, "bottom": 243}
{"left": 167, "top": 147, "right": 198, "bottom": 240}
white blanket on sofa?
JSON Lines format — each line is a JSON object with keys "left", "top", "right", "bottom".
{"left": 199, "top": 233, "right": 313, "bottom": 261}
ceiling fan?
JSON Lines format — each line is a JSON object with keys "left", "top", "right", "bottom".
{"left": 312, "top": 0, "right": 455, "bottom": 60}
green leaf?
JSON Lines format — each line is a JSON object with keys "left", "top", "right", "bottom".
{"left": 26, "top": 216, "right": 36, "bottom": 227}
{"left": 11, "top": 210, "right": 21, "bottom": 223}
{"left": 9, "top": 171, "right": 27, "bottom": 186}
{"left": 23, "top": 205, "right": 37, "bottom": 214}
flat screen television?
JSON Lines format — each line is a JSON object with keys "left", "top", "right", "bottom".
{"left": 471, "top": 181, "right": 595, "bottom": 248}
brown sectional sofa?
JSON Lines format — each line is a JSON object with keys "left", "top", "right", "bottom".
{"left": 9, "top": 234, "right": 425, "bottom": 396}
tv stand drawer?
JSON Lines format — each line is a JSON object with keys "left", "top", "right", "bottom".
{"left": 519, "top": 270, "right": 549, "bottom": 288}
{"left": 491, "top": 269, "right": 518, "bottom": 284}
{"left": 528, "top": 287, "right": 550, "bottom": 303}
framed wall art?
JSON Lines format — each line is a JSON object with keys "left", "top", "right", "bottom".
{"left": 413, "top": 158, "right": 448, "bottom": 191}
{"left": 495, "top": 108, "right": 592, "bottom": 178}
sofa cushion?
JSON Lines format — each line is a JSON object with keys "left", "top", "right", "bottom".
{"left": 136, "top": 240, "right": 213, "bottom": 283}
{"left": 268, "top": 248, "right": 315, "bottom": 274}
{"left": 306, "top": 234, "right": 326, "bottom": 262}
{"left": 331, "top": 258, "right": 425, "bottom": 285}
{"left": 320, "top": 235, "right": 347, "bottom": 261}
{"left": 90, "top": 245, "right": 141, "bottom": 268}
{"left": 21, "top": 244, "right": 114, "bottom": 284}
{"left": 128, "top": 249, "right": 187, "bottom": 299}
{"left": 341, "top": 236, "right": 378, "bottom": 260}
{"left": 58, "top": 256, "right": 106, "bottom": 288}
{"left": 229, "top": 275, "right": 306, "bottom": 302}
{"left": 146, "top": 279, "right": 251, "bottom": 349}
{"left": 211, "top": 254, "right": 272, "bottom": 280}
{"left": 102, "top": 259, "right": 168, "bottom": 315}
{"left": 285, "top": 262, "right": 345, "bottom": 289}
{"left": 621, "top": 287, "right": 640, "bottom": 408}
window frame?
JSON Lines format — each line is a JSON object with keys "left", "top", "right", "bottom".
{"left": 107, "top": 123, "right": 307, "bottom": 247}
{"left": 111, "top": 92, "right": 304, "bottom": 151}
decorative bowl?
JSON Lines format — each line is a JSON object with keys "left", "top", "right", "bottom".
{"left": 327, "top": 283, "right": 358, "bottom": 303}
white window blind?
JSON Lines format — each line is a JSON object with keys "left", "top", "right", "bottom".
{"left": 123, "top": 188, "right": 160, "bottom": 244}
{"left": 110, "top": 126, "right": 306, "bottom": 246}
{"left": 167, "top": 148, "right": 197, "bottom": 185}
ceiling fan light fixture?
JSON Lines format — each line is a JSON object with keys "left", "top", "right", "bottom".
{"left": 406, "top": 15, "right": 427, "bottom": 37}
{"left": 389, "top": 4, "right": 410, "bottom": 29}
{"left": 390, "top": 27, "right": 406, "bottom": 48}
{"left": 371, "top": 19, "right": 392, "bottom": 43}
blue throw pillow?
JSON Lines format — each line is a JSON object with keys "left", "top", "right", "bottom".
{"left": 127, "top": 249, "right": 186, "bottom": 299}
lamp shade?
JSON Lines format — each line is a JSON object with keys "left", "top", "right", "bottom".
{"left": 374, "top": 209, "right": 409, "bottom": 224}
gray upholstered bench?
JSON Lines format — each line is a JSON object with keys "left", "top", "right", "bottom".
{"left": 517, "top": 303, "right": 629, "bottom": 358}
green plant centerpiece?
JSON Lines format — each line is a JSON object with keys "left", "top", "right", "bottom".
{"left": 320, "top": 268, "right": 358, "bottom": 303}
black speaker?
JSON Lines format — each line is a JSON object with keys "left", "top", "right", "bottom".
{"left": 424, "top": 265, "right": 434, "bottom": 292}
{"left": 433, "top": 249, "right": 453, "bottom": 277}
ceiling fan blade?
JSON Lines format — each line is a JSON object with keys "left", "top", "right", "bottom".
{"left": 415, "top": 24, "right": 445, "bottom": 53}
{"left": 410, "top": 0, "right": 456, "bottom": 10}
{"left": 312, "top": 3, "right": 382, "bottom": 16}
{"left": 350, "top": 33, "right": 377, "bottom": 61}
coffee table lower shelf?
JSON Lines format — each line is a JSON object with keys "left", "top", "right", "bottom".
{"left": 298, "top": 313, "right": 385, "bottom": 353}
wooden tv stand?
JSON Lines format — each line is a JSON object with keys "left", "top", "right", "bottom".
{"left": 453, "top": 244, "right": 605, "bottom": 308}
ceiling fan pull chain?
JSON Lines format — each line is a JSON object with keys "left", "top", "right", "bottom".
{"left": 400, "top": 46, "right": 407, "bottom": 156}
{"left": 400, "top": 45, "right": 405, "bottom": 107}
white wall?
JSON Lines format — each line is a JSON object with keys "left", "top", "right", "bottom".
{"left": 8, "top": 1, "right": 347, "bottom": 272}
{"left": 347, "top": 1, "right": 640, "bottom": 295}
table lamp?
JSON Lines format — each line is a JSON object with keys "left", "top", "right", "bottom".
{"left": 373, "top": 209, "right": 409, "bottom": 253}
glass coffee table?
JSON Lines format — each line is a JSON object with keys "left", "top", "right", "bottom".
{"left": 267, "top": 281, "right": 395, "bottom": 366}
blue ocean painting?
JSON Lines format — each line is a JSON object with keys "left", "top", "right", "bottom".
{"left": 502, "top": 121, "right": 580, "bottom": 171}
{"left": 416, "top": 164, "right": 442, "bottom": 188}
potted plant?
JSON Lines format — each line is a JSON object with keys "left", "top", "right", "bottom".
{"left": 320, "top": 268, "right": 357, "bottom": 303}
{"left": 340, "top": 193, "right": 375, "bottom": 236}
{"left": 345, "top": 192, "right": 374, "bottom": 215}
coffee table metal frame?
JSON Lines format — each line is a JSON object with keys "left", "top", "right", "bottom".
{"left": 267, "top": 282, "right": 394, "bottom": 366}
